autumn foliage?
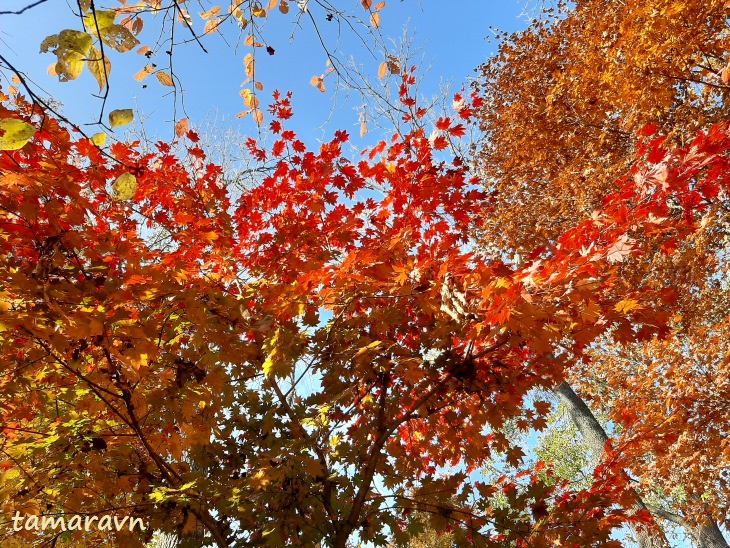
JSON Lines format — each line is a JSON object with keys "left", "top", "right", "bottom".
{"left": 474, "top": 1, "right": 730, "bottom": 539}
{"left": 1, "top": 66, "right": 730, "bottom": 547}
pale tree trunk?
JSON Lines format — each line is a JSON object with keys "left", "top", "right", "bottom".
{"left": 554, "top": 382, "right": 668, "bottom": 548}
{"left": 649, "top": 507, "right": 729, "bottom": 548}
{"left": 554, "top": 382, "right": 729, "bottom": 548}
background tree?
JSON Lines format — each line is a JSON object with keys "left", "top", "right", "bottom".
{"left": 473, "top": 0, "right": 730, "bottom": 544}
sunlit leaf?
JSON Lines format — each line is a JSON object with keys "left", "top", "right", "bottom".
{"left": 90, "top": 132, "right": 107, "bottom": 146}
{"left": 199, "top": 6, "right": 220, "bottom": 19}
{"left": 133, "top": 65, "right": 154, "bottom": 82}
{"left": 155, "top": 71, "right": 174, "bottom": 87}
{"left": 111, "top": 172, "right": 137, "bottom": 200}
{"left": 175, "top": 118, "right": 189, "bottom": 137}
{"left": 87, "top": 46, "right": 111, "bottom": 92}
{"left": 378, "top": 61, "right": 387, "bottom": 79}
{"left": 40, "top": 30, "right": 93, "bottom": 81}
{"left": 108, "top": 109, "right": 134, "bottom": 128}
{"left": 0, "top": 118, "right": 37, "bottom": 150}
{"left": 84, "top": 10, "right": 140, "bottom": 52}
{"left": 203, "top": 18, "right": 221, "bottom": 34}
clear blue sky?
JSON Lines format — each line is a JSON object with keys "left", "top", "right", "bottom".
{"left": 1, "top": 0, "right": 530, "bottom": 144}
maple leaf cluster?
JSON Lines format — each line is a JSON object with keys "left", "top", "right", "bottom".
{"left": 473, "top": 1, "right": 730, "bottom": 539}
{"left": 1, "top": 72, "right": 730, "bottom": 546}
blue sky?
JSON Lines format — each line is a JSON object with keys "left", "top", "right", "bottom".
{"left": 1, "top": 0, "right": 529, "bottom": 145}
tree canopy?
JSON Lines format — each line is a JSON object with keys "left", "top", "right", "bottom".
{"left": 1, "top": 0, "right": 730, "bottom": 546}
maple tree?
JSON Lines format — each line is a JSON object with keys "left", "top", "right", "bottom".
{"left": 3, "top": 55, "right": 730, "bottom": 547}
{"left": 473, "top": 1, "right": 730, "bottom": 545}
{"left": 474, "top": 0, "right": 729, "bottom": 254}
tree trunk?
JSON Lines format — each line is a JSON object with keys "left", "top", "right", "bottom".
{"left": 648, "top": 506, "right": 729, "bottom": 548}
{"left": 554, "top": 382, "right": 729, "bottom": 548}
{"left": 554, "top": 382, "right": 669, "bottom": 548}
{"left": 695, "top": 521, "right": 730, "bottom": 548}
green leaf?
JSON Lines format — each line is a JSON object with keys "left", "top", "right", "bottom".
{"left": 0, "top": 119, "right": 37, "bottom": 150}
{"left": 112, "top": 172, "right": 137, "bottom": 200}
{"left": 108, "top": 109, "right": 133, "bottom": 128}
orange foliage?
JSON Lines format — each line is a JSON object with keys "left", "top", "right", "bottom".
{"left": 2, "top": 75, "right": 730, "bottom": 545}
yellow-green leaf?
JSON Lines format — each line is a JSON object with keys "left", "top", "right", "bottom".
{"left": 83, "top": 9, "right": 116, "bottom": 30}
{"left": 90, "top": 132, "right": 107, "bottom": 146}
{"left": 84, "top": 10, "right": 140, "bottom": 53}
{"left": 87, "top": 46, "right": 111, "bottom": 92}
{"left": 112, "top": 172, "right": 137, "bottom": 200}
{"left": 0, "top": 118, "right": 37, "bottom": 150}
{"left": 109, "top": 109, "right": 134, "bottom": 128}
{"left": 40, "top": 30, "right": 93, "bottom": 82}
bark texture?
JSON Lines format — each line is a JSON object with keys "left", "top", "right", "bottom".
{"left": 554, "top": 382, "right": 729, "bottom": 548}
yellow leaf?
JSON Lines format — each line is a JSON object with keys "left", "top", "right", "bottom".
{"left": 370, "top": 12, "right": 380, "bottom": 28}
{"left": 267, "top": 0, "right": 278, "bottom": 9}
{"left": 0, "top": 118, "right": 37, "bottom": 151}
{"left": 90, "top": 132, "right": 107, "bottom": 146}
{"left": 155, "top": 71, "right": 174, "bottom": 87}
{"left": 101, "top": 25, "right": 141, "bottom": 52}
{"left": 109, "top": 109, "right": 134, "bottom": 128}
{"left": 83, "top": 9, "right": 116, "bottom": 30}
{"left": 84, "top": 10, "right": 140, "bottom": 52}
{"left": 87, "top": 46, "right": 111, "bottom": 92}
{"left": 40, "top": 30, "right": 93, "bottom": 82}
{"left": 360, "top": 121, "right": 367, "bottom": 137}
{"left": 112, "top": 172, "right": 137, "bottom": 200}
{"left": 253, "top": 109, "right": 264, "bottom": 125}
{"left": 374, "top": 1, "right": 385, "bottom": 10}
